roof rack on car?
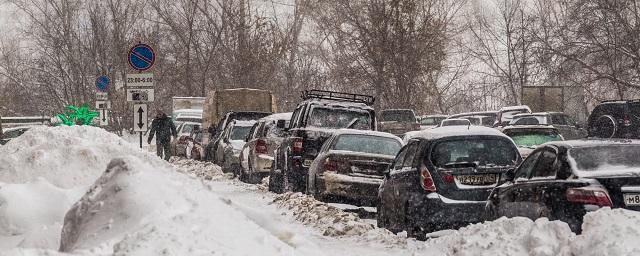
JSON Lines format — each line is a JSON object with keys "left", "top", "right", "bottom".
{"left": 301, "top": 90, "right": 375, "bottom": 106}
{"left": 601, "top": 99, "right": 640, "bottom": 103}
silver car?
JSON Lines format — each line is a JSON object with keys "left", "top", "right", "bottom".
{"left": 238, "top": 113, "right": 292, "bottom": 183}
{"left": 214, "top": 120, "right": 256, "bottom": 173}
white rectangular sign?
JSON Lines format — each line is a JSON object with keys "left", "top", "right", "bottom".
{"left": 133, "top": 104, "right": 149, "bottom": 132}
{"left": 126, "top": 88, "right": 155, "bottom": 102}
{"left": 99, "top": 109, "right": 108, "bottom": 126}
{"left": 126, "top": 73, "right": 154, "bottom": 87}
{"left": 96, "top": 92, "right": 108, "bottom": 101}
{"left": 95, "top": 101, "right": 111, "bottom": 109}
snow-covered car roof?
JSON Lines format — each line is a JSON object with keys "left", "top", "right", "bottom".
{"left": 499, "top": 105, "right": 531, "bottom": 112}
{"left": 411, "top": 126, "right": 511, "bottom": 141}
{"left": 332, "top": 129, "right": 402, "bottom": 141}
{"left": 260, "top": 112, "right": 292, "bottom": 121}
{"left": 418, "top": 114, "right": 448, "bottom": 118}
{"left": 502, "top": 125, "right": 558, "bottom": 131}
{"left": 232, "top": 120, "right": 257, "bottom": 127}
{"left": 543, "top": 139, "right": 640, "bottom": 148}
{"left": 448, "top": 111, "right": 498, "bottom": 118}
{"left": 306, "top": 99, "right": 374, "bottom": 111}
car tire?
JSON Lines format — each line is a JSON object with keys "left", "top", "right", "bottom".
{"left": 268, "top": 161, "right": 285, "bottom": 193}
{"left": 595, "top": 115, "right": 617, "bottom": 138}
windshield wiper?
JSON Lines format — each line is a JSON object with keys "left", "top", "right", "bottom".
{"left": 443, "top": 162, "right": 478, "bottom": 169}
{"left": 346, "top": 118, "right": 359, "bottom": 129}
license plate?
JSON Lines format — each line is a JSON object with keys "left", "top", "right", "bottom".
{"left": 456, "top": 174, "right": 497, "bottom": 185}
{"left": 624, "top": 194, "right": 640, "bottom": 206}
{"left": 303, "top": 159, "right": 313, "bottom": 167}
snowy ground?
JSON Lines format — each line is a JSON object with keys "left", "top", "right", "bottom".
{"left": 1, "top": 126, "right": 640, "bottom": 255}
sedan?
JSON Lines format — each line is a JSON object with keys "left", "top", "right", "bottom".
{"left": 378, "top": 126, "right": 521, "bottom": 238}
{"left": 307, "top": 129, "right": 402, "bottom": 206}
{"left": 486, "top": 140, "right": 640, "bottom": 232}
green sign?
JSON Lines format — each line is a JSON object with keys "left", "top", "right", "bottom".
{"left": 56, "top": 105, "right": 99, "bottom": 126}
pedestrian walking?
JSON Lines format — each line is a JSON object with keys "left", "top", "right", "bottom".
{"left": 148, "top": 111, "right": 177, "bottom": 161}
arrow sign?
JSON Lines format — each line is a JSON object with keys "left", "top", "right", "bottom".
{"left": 133, "top": 104, "right": 148, "bottom": 132}
{"left": 137, "top": 106, "right": 145, "bottom": 129}
{"left": 99, "top": 109, "right": 108, "bottom": 126}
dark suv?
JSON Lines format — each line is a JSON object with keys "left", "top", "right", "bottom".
{"left": 588, "top": 100, "right": 640, "bottom": 138}
{"left": 269, "top": 90, "right": 376, "bottom": 193}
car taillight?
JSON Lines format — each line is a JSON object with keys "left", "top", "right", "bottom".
{"left": 420, "top": 166, "right": 437, "bottom": 192}
{"left": 292, "top": 138, "right": 303, "bottom": 154}
{"left": 566, "top": 187, "right": 612, "bottom": 207}
{"left": 324, "top": 158, "right": 338, "bottom": 172}
{"left": 441, "top": 171, "right": 455, "bottom": 184}
{"left": 256, "top": 139, "right": 268, "bottom": 154}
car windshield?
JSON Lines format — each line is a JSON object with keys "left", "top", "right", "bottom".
{"left": 307, "top": 107, "right": 371, "bottom": 129}
{"left": 421, "top": 117, "right": 445, "bottom": 125}
{"left": 181, "top": 124, "right": 199, "bottom": 135}
{"left": 381, "top": 110, "right": 415, "bottom": 122}
{"left": 176, "top": 117, "right": 202, "bottom": 123}
{"left": 506, "top": 130, "right": 562, "bottom": 148}
{"left": 569, "top": 145, "right": 640, "bottom": 172}
{"left": 431, "top": 139, "right": 517, "bottom": 167}
{"left": 333, "top": 134, "right": 402, "bottom": 156}
{"left": 230, "top": 126, "right": 252, "bottom": 141}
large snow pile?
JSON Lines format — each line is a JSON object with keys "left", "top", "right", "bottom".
{"left": 569, "top": 208, "right": 640, "bottom": 256}
{"left": 423, "top": 217, "right": 574, "bottom": 256}
{"left": 0, "top": 126, "right": 166, "bottom": 251}
{"left": 57, "top": 157, "right": 296, "bottom": 255}
{"left": 0, "top": 126, "right": 163, "bottom": 188}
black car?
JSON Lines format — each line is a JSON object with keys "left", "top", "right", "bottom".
{"left": 486, "top": 140, "right": 640, "bottom": 232}
{"left": 378, "top": 126, "right": 521, "bottom": 238}
{"left": 269, "top": 90, "right": 376, "bottom": 193}
{"left": 588, "top": 99, "right": 640, "bottom": 139}
{"left": 306, "top": 129, "right": 402, "bottom": 206}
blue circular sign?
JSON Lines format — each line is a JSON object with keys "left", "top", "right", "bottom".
{"left": 96, "top": 76, "right": 110, "bottom": 92}
{"left": 128, "top": 43, "right": 155, "bottom": 71}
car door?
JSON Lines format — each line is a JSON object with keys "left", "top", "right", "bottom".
{"left": 241, "top": 122, "right": 260, "bottom": 170}
{"left": 216, "top": 123, "right": 233, "bottom": 163}
{"left": 497, "top": 150, "right": 542, "bottom": 218}
{"left": 526, "top": 147, "right": 560, "bottom": 219}
{"left": 382, "top": 144, "right": 409, "bottom": 229}
{"left": 390, "top": 141, "right": 421, "bottom": 227}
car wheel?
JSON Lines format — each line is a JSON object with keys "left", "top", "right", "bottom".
{"left": 595, "top": 115, "right": 617, "bottom": 138}
{"left": 268, "top": 160, "right": 284, "bottom": 193}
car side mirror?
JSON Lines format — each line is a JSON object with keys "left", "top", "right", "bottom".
{"left": 504, "top": 168, "right": 516, "bottom": 182}
{"left": 276, "top": 120, "right": 287, "bottom": 129}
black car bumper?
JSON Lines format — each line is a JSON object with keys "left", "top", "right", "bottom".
{"left": 408, "top": 192, "right": 487, "bottom": 228}
{"left": 316, "top": 173, "right": 382, "bottom": 205}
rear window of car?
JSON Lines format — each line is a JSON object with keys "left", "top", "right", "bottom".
{"left": 513, "top": 116, "right": 545, "bottom": 125}
{"left": 332, "top": 134, "right": 402, "bottom": 156}
{"left": 307, "top": 107, "right": 372, "bottom": 130}
{"left": 505, "top": 130, "right": 562, "bottom": 148}
{"left": 420, "top": 117, "right": 445, "bottom": 125}
{"left": 431, "top": 138, "right": 518, "bottom": 167}
{"left": 568, "top": 145, "right": 640, "bottom": 172}
{"left": 381, "top": 110, "right": 415, "bottom": 122}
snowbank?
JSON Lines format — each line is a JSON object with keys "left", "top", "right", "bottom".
{"left": 570, "top": 208, "right": 640, "bottom": 256}
{"left": 423, "top": 217, "right": 574, "bottom": 256}
{"left": 59, "top": 157, "right": 297, "bottom": 255}
{"left": 0, "top": 126, "right": 166, "bottom": 251}
{"left": 0, "top": 126, "right": 165, "bottom": 188}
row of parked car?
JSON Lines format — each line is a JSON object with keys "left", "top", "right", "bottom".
{"left": 176, "top": 90, "right": 639, "bottom": 239}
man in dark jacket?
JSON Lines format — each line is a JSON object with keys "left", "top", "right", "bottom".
{"left": 148, "top": 111, "right": 178, "bottom": 161}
